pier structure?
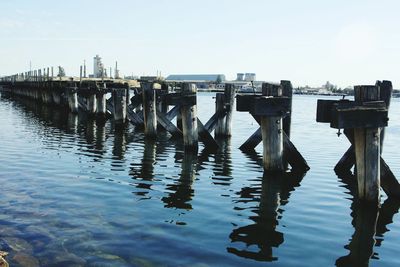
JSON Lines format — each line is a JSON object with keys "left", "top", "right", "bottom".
{"left": 127, "top": 81, "right": 236, "bottom": 152}
{"left": 317, "top": 80, "right": 400, "bottom": 204}
{"left": 236, "top": 80, "right": 309, "bottom": 173}
{"left": 0, "top": 71, "right": 238, "bottom": 153}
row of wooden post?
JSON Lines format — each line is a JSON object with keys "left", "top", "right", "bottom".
{"left": 0, "top": 81, "right": 129, "bottom": 125}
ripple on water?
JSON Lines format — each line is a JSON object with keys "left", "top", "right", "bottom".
{"left": 1, "top": 93, "right": 400, "bottom": 266}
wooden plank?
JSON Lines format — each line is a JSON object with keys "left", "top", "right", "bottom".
{"left": 157, "top": 112, "right": 183, "bottom": 137}
{"left": 331, "top": 106, "right": 388, "bottom": 129}
{"left": 252, "top": 96, "right": 291, "bottom": 117}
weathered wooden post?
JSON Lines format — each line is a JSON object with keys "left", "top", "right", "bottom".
{"left": 67, "top": 86, "right": 78, "bottom": 113}
{"left": 280, "top": 80, "right": 293, "bottom": 139}
{"left": 214, "top": 93, "right": 225, "bottom": 137}
{"left": 87, "top": 94, "right": 97, "bottom": 114}
{"left": 141, "top": 82, "right": 157, "bottom": 137}
{"left": 215, "top": 83, "right": 235, "bottom": 137}
{"left": 181, "top": 83, "right": 198, "bottom": 151}
{"left": 96, "top": 84, "right": 107, "bottom": 116}
{"left": 353, "top": 85, "right": 381, "bottom": 203}
{"left": 261, "top": 83, "right": 284, "bottom": 171}
{"left": 160, "top": 83, "right": 170, "bottom": 114}
{"left": 112, "top": 88, "right": 127, "bottom": 125}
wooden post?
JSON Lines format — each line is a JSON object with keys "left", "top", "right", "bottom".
{"left": 161, "top": 83, "right": 170, "bottom": 114}
{"left": 214, "top": 93, "right": 225, "bottom": 137}
{"left": 181, "top": 83, "right": 198, "bottom": 151}
{"left": 354, "top": 85, "right": 381, "bottom": 203}
{"left": 261, "top": 83, "right": 284, "bottom": 171}
{"left": 87, "top": 93, "right": 97, "bottom": 114}
{"left": 96, "top": 92, "right": 107, "bottom": 116}
{"left": 112, "top": 88, "right": 127, "bottom": 125}
{"left": 141, "top": 82, "right": 157, "bottom": 137}
{"left": 68, "top": 87, "right": 78, "bottom": 113}
{"left": 52, "top": 90, "right": 61, "bottom": 105}
{"left": 223, "top": 83, "right": 235, "bottom": 136}
{"left": 280, "top": 80, "right": 293, "bottom": 138}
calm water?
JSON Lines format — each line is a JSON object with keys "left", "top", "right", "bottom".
{"left": 0, "top": 92, "right": 400, "bottom": 267}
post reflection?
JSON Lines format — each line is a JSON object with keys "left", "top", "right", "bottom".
{"left": 228, "top": 171, "right": 305, "bottom": 261}
{"left": 162, "top": 150, "right": 197, "bottom": 209}
{"left": 129, "top": 139, "right": 156, "bottom": 198}
{"left": 336, "top": 198, "right": 400, "bottom": 267}
{"left": 212, "top": 139, "right": 233, "bottom": 186}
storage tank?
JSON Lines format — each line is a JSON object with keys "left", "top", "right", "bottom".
{"left": 245, "top": 73, "right": 256, "bottom": 82}
{"left": 236, "top": 73, "right": 244, "bottom": 81}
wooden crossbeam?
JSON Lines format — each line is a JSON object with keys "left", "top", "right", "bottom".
{"left": 239, "top": 115, "right": 309, "bottom": 172}
{"left": 78, "top": 97, "right": 88, "bottom": 111}
{"left": 157, "top": 112, "right": 182, "bottom": 137}
{"left": 204, "top": 109, "right": 227, "bottom": 133}
{"left": 127, "top": 105, "right": 144, "bottom": 126}
{"left": 106, "top": 97, "right": 113, "bottom": 114}
{"left": 165, "top": 105, "right": 181, "bottom": 121}
{"left": 335, "top": 129, "right": 400, "bottom": 198}
{"left": 197, "top": 118, "right": 219, "bottom": 151}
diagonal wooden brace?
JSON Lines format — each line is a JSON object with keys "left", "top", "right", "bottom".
{"left": 197, "top": 118, "right": 219, "bottom": 151}
{"left": 335, "top": 129, "right": 400, "bottom": 198}
{"left": 239, "top": 120, "right": 309, "bottom": 172}
{"left": 156, "top": 112, "right": 182, "bottom": 137}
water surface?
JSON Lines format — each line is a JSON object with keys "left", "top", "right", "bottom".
{"left": 0, "top": 92, "right": 399, "bottom": 266}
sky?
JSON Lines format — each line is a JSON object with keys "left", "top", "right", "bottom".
{"left": 1, "top": 0, "right": 399, "bottom": 88}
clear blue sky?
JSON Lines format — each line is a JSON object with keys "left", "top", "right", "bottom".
{"left": 1, "top": 0, "right": 399, "bottom": 88}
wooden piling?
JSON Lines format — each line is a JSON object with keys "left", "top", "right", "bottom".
{"left": 223, "top": 83, "right": 235, "bottom": 136}
{"left": 141, "top": 82, "right": 157, "bottom": 137}
{"left": 215, "top": 84, "right": 235, "bottom": 138}
{"left": 181, "top": 83, "right": 198, "bottom": 151}
{"left": 112, "top": 88, "right": 127, "bottom": 125}
{"left": 96, "top": 92, "right": 107, "bottom": 116}
{"left": 214, "top": 93, "right": 225, "bottom": 137}
{"left": 87, "top": 93, "right": 97, "bottom": 114}
{"left": 354, "top": 85, "right": 381, "bottom": 203}
{"left": 261, "top": 83, "right": 284, "bottom": 171}
{"left": 66, "top": 87, "right": 78, "bottom": 113}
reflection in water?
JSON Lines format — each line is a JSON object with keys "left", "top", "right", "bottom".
{"left": 228, "top": 171, "right": 305, "bottom": 261}
{"left": 212, "top": 139, "right": 233, "bottom": 186}
{"left": 336, "top": 198, "right": 400, "bottom": 267}
{"left": 129, "top": 139, "right": 156, "bottom": 198}
{"left": 162, "top": 150, "right": 197, "bottom": 209}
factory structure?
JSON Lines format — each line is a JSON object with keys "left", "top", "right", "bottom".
{"left": 90, "top": 55, "right": 120, "bottom": 79}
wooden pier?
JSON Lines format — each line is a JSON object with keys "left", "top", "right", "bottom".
{"left": 3, "top": 71, "right": 400, "bottom": 202}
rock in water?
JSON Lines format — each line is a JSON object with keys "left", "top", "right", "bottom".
{"left": 0, "top": 251, "right": 9, "bottom": 267}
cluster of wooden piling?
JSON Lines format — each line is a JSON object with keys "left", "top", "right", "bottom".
{"left": 0, "top": 80, "right": 130, "bottom": 126}
{"left": 317, "top": 80, "right": 400, "bottom": 204}
{"left": 236, "top": 80, "right": 309, "bottom": 173}
{"left": 2, "top": 77, "right": 400, "bottom": 205}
